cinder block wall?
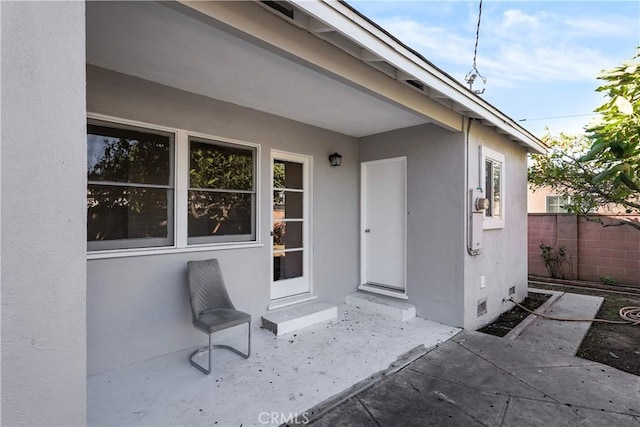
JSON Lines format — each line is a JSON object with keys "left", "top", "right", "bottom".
{"left": 528, "top": 214, "right": 640, "bottom": 287}
{"left": 528, "top": 215, "right": 561, "bottom": 277}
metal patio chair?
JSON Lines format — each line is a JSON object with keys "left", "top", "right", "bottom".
{"left": 187, "top": 258, "right": 251, "bottom": 375}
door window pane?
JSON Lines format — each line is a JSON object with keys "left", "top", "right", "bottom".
{"left": 273, "top": 160, "right": 303, "bottom": 189}
{"left": 273, "top": 191, "right": 303, "bottom": 219}
{"left": 272, "top": 221, "right": 303, "bottom": 250}
{"left": 273, "top": 250, "right": 303, "bottom": 281}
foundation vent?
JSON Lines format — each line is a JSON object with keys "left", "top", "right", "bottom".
{"left": 509, "top": 286, "right": 516, "bottom": 296}
{"left": 477, "top": 298, "right": 487, "bottom": 317}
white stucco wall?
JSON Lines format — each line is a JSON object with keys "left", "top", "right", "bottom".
{"left": 360, "top": 121, "right": 529, "bottom": 330}
{"left": 86, "top": 66, "right": 360, "bottom": 375}
{"left": 1, "top": 2, "right": 87, "bottom": 425}
{"left": 360, "top": 124, "right": 467, "bottom": 327}
{"left": 464, "top": 121, "right": 529, "bottom": 330}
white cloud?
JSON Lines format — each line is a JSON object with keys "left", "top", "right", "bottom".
{"left": 375, "top": 7, "right": 625, "bottom": 88}
{"left": 481, "top": 44, "right": 610, "bottom": 83}
{"left": 564, "top": 18, "right": 632, "bottom": 37}
{"left": 501, "top": 9, "right": 543, "bottom": 29}
{"left": 379, "top": 18, "right": 474, "bottom": 65}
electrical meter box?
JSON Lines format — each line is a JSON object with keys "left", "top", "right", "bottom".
{"left": 469, "top": 188, "right": 484, "bottom": 255}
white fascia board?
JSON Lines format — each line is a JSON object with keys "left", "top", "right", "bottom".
{"left": 290, "top": 0, "right": 546, "bottom": 154}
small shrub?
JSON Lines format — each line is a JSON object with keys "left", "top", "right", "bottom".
{"left": 599, "top": 276, "right": 617, "bottom": 286}
{"left": 540, "top": 243, "right": 568, "bottom": 279}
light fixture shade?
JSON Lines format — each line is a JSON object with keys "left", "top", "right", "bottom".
{"left": 329, "top": 152, "right": 343, "bottom": 167}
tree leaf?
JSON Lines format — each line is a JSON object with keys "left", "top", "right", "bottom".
{"left": 578, "top": 142, "right": 606, "bottom": 162}
{"left": 593, "top": 164, "right": 624, "bottom": 184}
{"left": 614, "top": 95, "right": 634, "bottom": 115}
{"left": 620, "top": 173, "right": 640, "bottom": 191}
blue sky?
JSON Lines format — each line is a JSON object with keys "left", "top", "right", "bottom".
{"left": 349, "top": 1, "right": 640, "bottom": 138}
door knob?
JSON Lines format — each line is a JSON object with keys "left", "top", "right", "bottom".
{"left": 364, "top": 229, "right": 371, "bottom": 233}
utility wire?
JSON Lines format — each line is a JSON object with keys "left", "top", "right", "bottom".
{"left": 472, "top": 0, "right": 482, "bottom": 70}
{"left": 465, "top": 0, "right": 486, "bottom": 94}
{"left": 518, "top": 113, "right": 599, "bottom": 122}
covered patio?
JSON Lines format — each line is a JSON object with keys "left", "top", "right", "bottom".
{"left": 88, "top": 305, "right": 459, "bottom": 426}
{"left": 1, "top": 1, "right": 545, "bottom": 424}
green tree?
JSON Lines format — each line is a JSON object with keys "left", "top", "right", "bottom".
{"left": 581, "top": 49, "right": 640, "bottom": 192}
{"left": 529, "top": 50, "right": 640, "bottom": 230}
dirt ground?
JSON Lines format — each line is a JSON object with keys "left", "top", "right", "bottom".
{"left": 534, "top": 284, "right": 640, "bottom": 376}
{"left": 478, "top": 293, "right": 551, "bottom": 337}
{"left": 517, "top": 283, "right": 640, "bottom": 377}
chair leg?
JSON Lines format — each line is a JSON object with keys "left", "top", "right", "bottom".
{"left": 188, "top": 321, "right": 251, "bottom": 375}
{"left": 189, "top": 333, "right": 212, "bottom": 375}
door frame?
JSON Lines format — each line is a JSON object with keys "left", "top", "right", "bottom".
{"left": 359, "top": 157, "right": 408, "bottom": 299}
{"left": 269, "top": 149, "right": 313, "bottom": 303}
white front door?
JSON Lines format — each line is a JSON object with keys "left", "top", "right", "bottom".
{"left": 360, "top": 157, "right": 407, "bottom": 295}
{"left": 270, "top": 151, "right": 311, "bottom": 300}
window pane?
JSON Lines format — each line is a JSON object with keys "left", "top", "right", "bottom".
{"left": 87, "top": 185, "right": 172, "bottom": 243}
{"left": 188, "top": 191, "right": 253, "bottom": 238}
{"left": 87, "top": 124, "right": 171, "bottom": 185}
{"left": 272, "top": 221, "right": 303, "bottom": 250}
{"left": 492, "top": 162, "right": 501, "bottom": 218}
{"left": 273, "top": 250, "right": 303, "bottom": 281}
{"left": 485, "top": 160, "right": 493, "bottom": 217}
{"left": 273, "top": 160, "right": 303, "bottom": 189}
{"left": 273, "top": 191, "right": 303, "bottom": 219}
{"left": 547, "top": 196, "right": 569, "bottom": 213}
{"left": 190, "top": 140, "right": 253, "bottom": 191}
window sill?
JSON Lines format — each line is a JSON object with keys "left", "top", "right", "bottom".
{"left": 87, "top": 242, "right": 264, "bottom": 260}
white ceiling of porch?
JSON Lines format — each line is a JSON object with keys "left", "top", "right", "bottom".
{"left": 85, "top": 1, "right": 430, "bottom": 138}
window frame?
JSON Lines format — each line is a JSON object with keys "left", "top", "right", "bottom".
{"left": 87, "top": 119, "right": 176, "bottom": 251}
{"left": 480, "top": 146, "right": 506, "bottom": 230}
{"left": 186, "top": 135, "right": 257, "bottom": 246}
{"left": 546, "top": 195, "right": 571, "bottom": 213}
{"left": 86, "top": 113, "right": 262, "bottom": 259}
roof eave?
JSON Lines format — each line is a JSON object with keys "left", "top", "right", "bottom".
{"left": 288, "top": 0, "right": 547, "bottom": 154}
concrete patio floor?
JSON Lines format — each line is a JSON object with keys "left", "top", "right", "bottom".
{"left": 309, "top": 331, "right": 640, "bottom": 426}
{"left": 87, "top": 304, "right": 460, "bottom": 426}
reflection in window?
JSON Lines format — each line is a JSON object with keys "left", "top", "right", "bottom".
{"left": 272, "top": 221, "right": 303, "bottom": 249}
{"left": 188, "top": 138, "right": 256, "bottom": 244}
{"left": 485, "top": 158, "right": 502, "bottom": 219}
{"left": 273, "top": 250, "right": 303, "bottom": 281}
{"left": 273, "top": 160, "right": 303, "bottom": 190}
{"left": 87, "top": 123, "right": 173, "bottom": 250}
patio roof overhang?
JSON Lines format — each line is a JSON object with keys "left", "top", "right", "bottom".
{"left": 86, "top": 1, "right": 546, "bottom": 154}
{"left": 87, "top": 1, "right": 443, "bottom": 138}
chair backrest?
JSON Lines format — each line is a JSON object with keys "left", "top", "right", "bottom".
{"left": 187, "top": 259, "right": 235, "bottom": 320}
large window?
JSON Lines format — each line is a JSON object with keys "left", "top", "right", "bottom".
{"left": 481, "top": 146, "right": 505, "bottom": 229}
{"left": 87, "top": 118, "right": 258, "bottom": 253}
{"left": 188, "top": 138, "right": 256, "bottom": 244}
{"left": 87, "top": 123, "right": 174, "bottom": 250}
